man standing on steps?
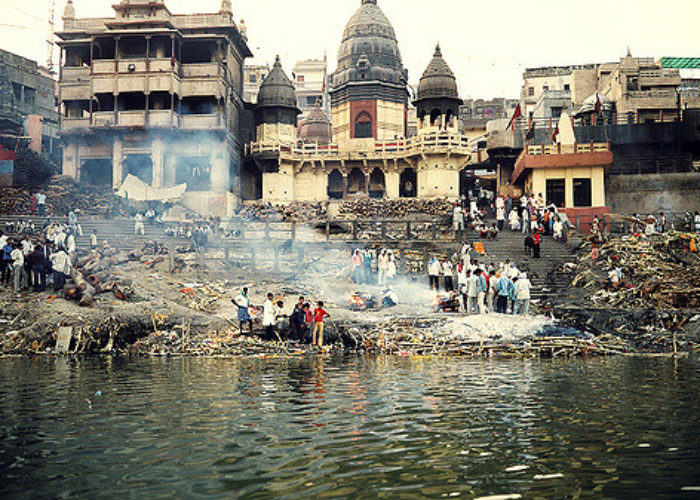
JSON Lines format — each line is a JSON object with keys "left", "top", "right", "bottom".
{"left": 532, "top": 231, "right": 542, "bottom": 259}
{"left": 495, "top": 272, "right": 513, "bottom": 314}
{"left": 134, "top": 213, "right": 146, "bottom": 236}
{"left": 514, "top": 273, "right": 531, "bottom": 316}
{"left": 452, "top": 203, "right": 465, "bottom": 239}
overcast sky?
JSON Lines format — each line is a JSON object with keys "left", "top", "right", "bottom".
{"left": 1, "top": 0, "right": 698, "bottom": 98}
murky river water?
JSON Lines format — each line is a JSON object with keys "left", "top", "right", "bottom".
{"left": 0, "top": 356, "right": 698, "bottom": 499}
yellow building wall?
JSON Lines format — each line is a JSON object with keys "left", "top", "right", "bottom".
{"left": 257, "top": 123, "right": 297, "bottom": 143}
{"left": 376, "top": 100, "right": 406, "bottom": 140}
{"left": 530, "top": 166, "right": 606, "bottom": 208}
{"left": 262, "top": 172, "right": 295, "bottom": 202}
{"left": 294, "top": 166, "right": 328, "bottom": 202}
{"left": 331, "top": 102, "right": 350, "bottom": 143}
{"left": 385, "top": 171, "right": 400, "bottom": 199}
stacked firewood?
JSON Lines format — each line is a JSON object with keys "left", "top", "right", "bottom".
{"left": 337, "top": 198, "right": 454, "bottom": 220}
{"left": 235, "top": 202, "right": 329, "bottom": 222}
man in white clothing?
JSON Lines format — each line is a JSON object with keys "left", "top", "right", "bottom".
{"left": 514, "top": 273, "right": 532, "bottom": 316}
{"left": 262, "top": 293, "right": 277, "bottom": 340}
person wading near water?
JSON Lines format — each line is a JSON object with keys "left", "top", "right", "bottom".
{"left": 290, "top": 296, "right": 306, "bottom": 341}
{"left": 262, "top": 293, "right": 277, "bottom": 340}
{"left": 231, "top": 288, "right": 253, "bottom": 334}
{"left": 466, "top": 269, "right": 480, "bottom": 315}
{"left": 311, "top": 301, "right": 329, "bottom": 348}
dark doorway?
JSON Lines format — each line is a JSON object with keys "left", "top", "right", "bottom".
{"left": 430, "top": 108, "right": 441, "bottom": 126}
{"left": 347, "top": 168, "right": 366, "bottom": 195}
{"left": 175, "top": 156, "right": 212, "bottom": 191}
{"left": 80, "top": 158, "right": 112, "bottom": 186}
{"left": 546, "top": 179, "right": 566, "bottom": 208}
{"left": 369, "top": 168, "right": 385, "bottom": 199}
{"left": 327, "top": 169, "right": 344, "bottom": 199}
{"left": 573, "top": 178, "right": 592, "bottom": 207}
{"left": 240, "top": 161, "right": 262, "bottom": 200}
{"left": 400, "top": 168, "right": 417, "bottom": 198}
{"left": 124, "top": 154, "right": 153, "bottom": 185}
{"left": 460, "top": 169, "right": 477, "bottom": 199}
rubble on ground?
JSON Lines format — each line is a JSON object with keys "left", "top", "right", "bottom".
{"left": 566, "top": 231, "right": 700, "bottom": 309}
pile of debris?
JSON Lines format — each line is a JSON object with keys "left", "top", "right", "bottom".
{"left": 0, "top": 176, "right": 128, "bottom": 218}
{"left": 336, "top": 198, "right": 454, "bottom": 220}
{"left": 567, "top": 232, "right": 700, "bottom": 309}
{"left": 235, "top": 202, "right": 328, "bottom": 222}
{"left": 64, "top": 246, "right": 135, "bottom": 306}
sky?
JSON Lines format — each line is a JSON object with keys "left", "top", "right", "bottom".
{"left": 1, "top": 0, "right": 699, "bottom": 99}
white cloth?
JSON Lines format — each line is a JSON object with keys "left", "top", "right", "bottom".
{"left": 235, "top": 294, "right": 250, "bottom": 308}
{"left": 262, "top": 299, "right": 276, "bottom": 327}
{"left": 21, "top": 240, "right": 32, "bottom": 254}
{"left": 36, "top": 193, "right": 46, "bottom": 205}
{"left": 514, "top": 278, "right": 531, "bottom": 300}
{"left": 387, "top": 259, "right": 397, "bottom": 279}
{"left": 428, "top": 260, "right": 441, "bottom": 276}
{"left": 442, "top": 261, "right": 453, "bottom": 278}
{"left": 11, "top": 248, "right": 24, "bottom": 268}
{"left": 50, "top": 250, "right": 72, "bottom": 275}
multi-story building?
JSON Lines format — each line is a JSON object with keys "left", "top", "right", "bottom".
{"left": 56, "top": 0, "right": 251, "bottom": 216}
{"left": 597, "top": 52, "right": 700, "bottom": 123}
{"left": 243, "top": 63, "right": 270, "bottom": 104}
{"left": 520, "top": 64, "right": 599, "bottom": 123}
{"left": 0, "top": 49, "right": 59, "bottom": 156}
{"left": 292, "top": 58, "right": 329, "bottom": 122}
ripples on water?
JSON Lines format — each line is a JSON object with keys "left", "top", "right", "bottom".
{"left": 0, "top": 356, "right": 699, "bottom": 499}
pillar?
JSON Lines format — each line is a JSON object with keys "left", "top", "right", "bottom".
{"left": 364, "top": 173, "right": 371, "bottom": 194}
{"left": 210, "top": 139, "right": 229, "bottom": 191}
{"left": 62, "top": 140, "right": 79, "bottom": 179}
{"left": 385, "top": 171, "right": 400, "bottom": 199}
{"left": 152, "top": 136, "right": 164, "bottom": 187}
{"left": 112, "top": 137, "right": 123, "bottom": 188}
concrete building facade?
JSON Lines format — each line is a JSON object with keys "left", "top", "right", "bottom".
{"left": 293, "top": 58, "right": 329, "bottom": 123}
{"left": 0, "top": 49, "right": 59, "bottom": 156}
{"left": 56, "top": 0, "right": 251, "bottom": 216}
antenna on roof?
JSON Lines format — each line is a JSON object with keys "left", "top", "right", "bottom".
{"left": 46, "top": 0, "right": 56, "bottom": 73}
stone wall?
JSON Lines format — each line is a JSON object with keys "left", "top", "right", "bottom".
{"left": 606, "top": 173, "right": 700, "bottom": 214}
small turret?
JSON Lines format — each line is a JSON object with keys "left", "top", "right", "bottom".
{"left": 220, "top": 0, "right": 232, "bottom": 15}
{"left": 63, "top": 0, "right": 75, "bottom": 20}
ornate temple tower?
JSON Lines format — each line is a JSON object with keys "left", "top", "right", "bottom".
{"left": 254, "top": 56, "right": 301, "bottom": 144}
{"left": 329, "top": 0, "right": 408, "bottom": 142}
{"left": 414, "top": 44, "right": 463, "bottom": 135}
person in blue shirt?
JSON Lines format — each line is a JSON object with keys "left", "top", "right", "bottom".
{"left": 1, "top": 236, "right": 13, "bottom": 285}
{"left": 495, "top": 273, "right": 513, "bottom": 314}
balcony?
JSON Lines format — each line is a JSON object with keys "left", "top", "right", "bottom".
{"left": 60, "top": 117, "right": 90, "bottom": 132}
{"left": 180, "top": 114, "right": 222, "bottom": 129}
{"left": 62, "top": 67, "right": 90, "bottom": 81}
{"left": 181, "top": 63, "right": 221, "bottom": 78}
{"left": 91, "top": 112, "right": 116, "bottom": 127}
{"left": 148, "top": 110, "right": 178, "bottom": 127}
{"left": 60, "top": 81, "right": 90, "bottom": 100}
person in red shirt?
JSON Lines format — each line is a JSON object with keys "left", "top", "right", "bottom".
{"left": 312, "top": 301, "right": 329, "bottom": 348}
{"left": 532, "top": 231, "right": 542, "bottom": 259}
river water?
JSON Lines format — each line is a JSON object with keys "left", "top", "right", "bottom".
{"left": 0, "top": 356, "right": 698, "bottom": 499}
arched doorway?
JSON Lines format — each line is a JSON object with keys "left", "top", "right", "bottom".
{"left": 445, "top": 109, "right": 454, "bottom": 128}
{"left": 460, "top": 168, "right": 477, "bottom": 200}
{"left": 369, "top": 168, "right": 385, "bottom": 199}
{"left": 327, "top": 169, "right": 344, "bottom": 199}
{"left": 347, "top": 168, "right": 366, "bottom": 195}
{"left": 354, "top": 112, "right": 373, "bottom": 139}
{"left": 400, "top": 168, "right": 417, "bottom": 198}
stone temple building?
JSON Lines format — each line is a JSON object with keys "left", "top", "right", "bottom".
{"left": 57, "top": 0, "right": 251, "bottom": 215}
{"left": 244, "top": 0, "right": 481, "bottom": 203}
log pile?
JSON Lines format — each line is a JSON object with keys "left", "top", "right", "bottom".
{"left": 568, "top": 232, "right": 700, "bottom": 310}
{"left": 336, "top": 198, "right": 454, "bottom": 220}
{"left": 63, "top": 246, "right": 135, "bottom": 306}
{"left": 0, "top": 176, "right": 128, "bottom": 217}
{"left": 236, "top": 202, "right": 328, "bottom": 222}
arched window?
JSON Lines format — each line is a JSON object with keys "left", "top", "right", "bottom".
{"left": 445, "top": 109, "right": 454, "bottom": 128}
{"left": 354, "top": 112, "right": 372, "bottom": 139}
{"left": 430, "top": 108, "right": 441, "bottom": 126}
{"left": 347, "top": 168, "right": 366, "bottom": 194}
{"left": 369, "top": 168, "right": 386, "bottom": 199}
{"left": 400, "top": 168, "right": 417, "bottom": 198}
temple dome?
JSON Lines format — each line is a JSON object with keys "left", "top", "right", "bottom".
{"left": 257, "top": 56, "right": 298, "bottom": 110}
{"left": 577, "top": 92, "right": 615, "bottom": 115}
{"left": 416, "top": 44, "right": 459, "bottom": 101}
{"left": 331, "top": 0, "right": 407, "bottom": 89}
{"left": 299, "top": 103, "right": 332, "bottom": 144}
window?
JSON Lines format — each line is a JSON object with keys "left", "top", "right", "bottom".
{"left": 564, "top": 84, "right": 570, "bottom": 91}
{"left": 542, "top": 85, "right": 549, "bottom": 92}
{"left": 297, "top": 75, "right": 304, "bottom": 83}
{"left": 546, "top": 179, "right": 565, "bottom": 208}
{"left": 573, "top": 178, "right": 592, "bottom": 207}
{"left": 306, "top": 96, "right": 318, "bottom": 107}
{"left": 528, "top": 87, "right": 534, "bottom": 97}
{"left": 248, "top": 74, "right": 256, "bottom": 83}
{"left": 354, "top": 112, "right": 372, "bottom": 138}
{"left": 551, "top": 107, "right": 563, "bottom": 119}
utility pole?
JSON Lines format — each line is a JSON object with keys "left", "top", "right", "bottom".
{"left": 46, "top": 0, "right": 56, "bottom": 73}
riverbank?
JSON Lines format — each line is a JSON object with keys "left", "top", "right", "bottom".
{"left": 1, "top": 233, "right": 698, "bottom": 357}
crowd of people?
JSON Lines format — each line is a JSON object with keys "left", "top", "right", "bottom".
{"left": 163, "top": 217, "right": 221, "bottom": 247}
{"left": 350, "top": 248, "right": 399, "bottom": 286}
{"left": 428, "top": 243, "right": 533, "bottom": 316}
{"left": 454, "top": 192, "right": 567, "bottom": 245}
{"left": 231, "top": 289, "right": 330, "bottom": 348}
